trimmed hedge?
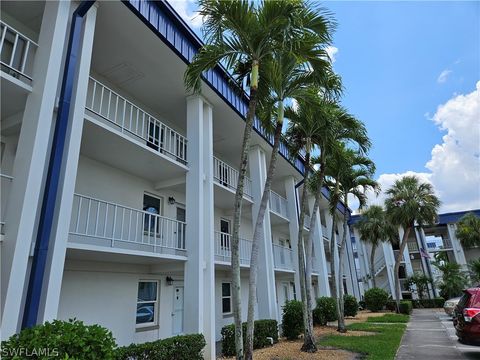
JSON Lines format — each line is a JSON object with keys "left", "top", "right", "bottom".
{"left": 220, "top": 319, "right": 278, "bottom": 356}
{"left": 399, "top": 300, "right": 413, "bottom": 315}
{"left": 412, "top": 297, "right": 445, "bottom": 309}
{"left": 115, "top": 334, "right": 205, "bottom": 360}
{"left": 282, "top": 300, "right": 303, "bottom": 340}
{"left": 386, "top": 299, "right": 397, "bottom": 311}
{"left": 0, "top": 319, "right": 116, "bottom": 360}
{"left": 364, "top": 288, "right": 389, "bottom": 312}
{"left": 313, "top": 297, "right": 338, "bottom": 325}
{"left": 344, "top": 295, "right": 359, "bottom": 317}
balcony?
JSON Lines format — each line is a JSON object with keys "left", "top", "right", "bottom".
{"left": 0, "top": 173, "right": 13, "bottom": 235}
{"left": 69, "top": 194, "right": 186, "bottom": 257}
{"left": 213, "top": 156, "right": 252, "bottom": 199}
{"left": 311, "top": 256, "right": 321, "bottom": 274}
{"left": 407, "top": 241, "right": 419, "bottom": 253}
{"left": 272, "top": 243, "right": 294, "bottom": 271}
{"left": 0, "top": 21, "right": 37, "bottom": 85}
{"left": 269, "top": 190, "right": 288, "bottom": 219}
{"left": 214, "top": 231, "right": 252, "bottom": 266}
{"left": 85, "top": 77, "right": 187, "bottom": 165}
{"left": 304, "top": 215, "right": 311, "bottom": 230}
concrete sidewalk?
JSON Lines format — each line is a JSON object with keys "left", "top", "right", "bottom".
{"left": 395, "top": 309, "right": 480, "bottom": 360}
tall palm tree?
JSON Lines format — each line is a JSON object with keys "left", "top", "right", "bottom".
{"left": 244, "top": 54, "right": 340, "bottom": 358}
{"left": 385, "top": 176, "right": 440, "bottom": 311}
{"left": 325, "top": 145, "right": 376, "bottom": 332}
{"left": 184, "top": 2, "right": 331, "bottom": 357}
{"left": 306, "top": 104, "right": 370, "bottom": 311}
{"left": 283, "top": 96, "right": 330, "bottom": 352}
{"left": 356, "top": 205, "right": 389, "bottom": 288}
{"left": 456, "top": 212, "right": 480, "bottom": 248}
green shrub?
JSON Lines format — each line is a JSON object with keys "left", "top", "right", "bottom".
{"left": 115, "top": 334, "right": 205, "bottom": 360}
{"left": 220, "top": 320, "right": 278, "bottom": 356}
{"left": 386, "top": 299, "right": 397, "bottom": 311}
{"left": 411, "top": 297, "right": 445, "bottom": 308}
{"left": 282, "top": 300, "right": 303, "bottom": 340}
{"left": 1, "top": 319, "right": 116, "bottom": 360}
{"left": 344, "top": 295, "right": 359, "bottom": 317}
{"left": 399, "top": 300, "right": 413, "bottom": 315}
{"left": 364, "top": 288, "right": 389, "bottom": 312}
{"left": 313, "top": 297, "right": 338, "bottom": 325}
{"left": 359, "top": 300, "right": 366, "bottom": 310}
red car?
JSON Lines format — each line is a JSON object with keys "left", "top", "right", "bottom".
{"left": 453, "top": 287, "right": 480, "bottom": 343}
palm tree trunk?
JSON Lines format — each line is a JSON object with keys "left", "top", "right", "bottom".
{"left": 297, "top": 151, "right": 317, "bottom": 353}
{"left": 336, "top": 200, "right": 349, "bottom": 333}
{"left": 232, "top": 61, "right": 260, "bottom": 360}
{"left": 245, "top": 106, "right": 284, "bottom": 360}
{"left": 307, "top": 154, "right": 326, "bottom": 310}
{"left": 329, "top": 215, "right": 337, "bottom": 303}
{"left": 370, "top": 245, "right": 377, "bottom": 288}
{"left": 393, "top": 226, "right": 411, "bottom": 313}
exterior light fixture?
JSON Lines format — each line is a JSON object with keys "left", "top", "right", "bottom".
{"left": 166, "top": 276, "right": 174, "bottom": 285}
{"left": 168, "top": 197, "right": 176, "bottom": 205}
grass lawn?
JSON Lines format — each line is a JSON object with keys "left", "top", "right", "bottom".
{"left": 320, "top": 321, "right": 407, "bottom": 360}
{"left": 366, "top": 313, "right": 410, "bottom": 323}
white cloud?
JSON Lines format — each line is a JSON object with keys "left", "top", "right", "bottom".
{"left": 169, "top": 0, "right": 203, "bottom": 28}
{"left": 437, "top": 69, "right": 452, "bottom": 84}
{"left": 351, "top": 81, "right": 480, "bottom": 214}
{"left": 325, "top": 46, "right": 338, "bottom": 63}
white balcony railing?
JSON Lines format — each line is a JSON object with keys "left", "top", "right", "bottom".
{"left": 407, "top": 241, "right": 419, "bottom": 253}
{"left": 86, "top": 77, "right": 187, "bottom": 164}
{"left": 0, "top": 173, "right": 13, "bottom": 235}
{"left": 214, "top": 231, "right": 252, "bottom": 266}
{"left": 311, "top": 256, "right": 321, "bottom": 273}
{"left": 69, "top": 194, "right": 186, "bottom": 255}
{"left": 272, "top": 243, "right": 293, "bottom": 270}
{"left": 0, "top": 21, "right": 37, "bottom": 82}
{"left": 213, "top": 156, "right": 252, "bottom": 198}
{"left": 269, "top": 190, "right": 288, "bottom": 219}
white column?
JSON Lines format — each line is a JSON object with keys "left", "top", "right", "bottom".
{"left": 38, "top": 5, "right": 98, "bottom": 323}
{"left": 248, "top": 146, "right": 277, "bottom": 320}
{"left": 447, "top": 223, "right": 467, "bottom": 269}
{"left": 308, "top": 197, "right": 329, "bottom": 296}
{"left": 1, "top": 0, "right": 70, "bottom": 337}
{"left": 382, "top": 242, "right": 397, "bottom": 296}
{"left": 284, "top": 176, "right": 301, "bottom": 299}
{"left": 415, "top": 227, "right": 435, "bottom": 298}
{"left": 344, "top": 225, "right": 360, "bottom": 298}
{"left": 184, "top": 95, "right": 215, "bottom": 359}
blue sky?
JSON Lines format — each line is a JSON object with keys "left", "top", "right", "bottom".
{"left": 170, "top": 1, "right": 480, "bottom": 212}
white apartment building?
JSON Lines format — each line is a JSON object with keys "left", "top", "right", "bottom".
{"left": 350, "top": 209, "right": 480, "bottom": 299}
{"left": 0, "top": 1, "right": 360, "bottom": 358}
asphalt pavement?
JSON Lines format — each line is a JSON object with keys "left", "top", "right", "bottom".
{"left": 395, "top": 308, "right": 480, "bottom": 360}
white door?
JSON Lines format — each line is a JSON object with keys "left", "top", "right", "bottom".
{"left": 172, "top": 285, "right": 184, "bottom": 334}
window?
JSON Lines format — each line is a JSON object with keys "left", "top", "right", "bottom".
{"left": 320, "top": 210, "right": 327, "bottom": 227}
{"left": 136, "top": 281, "right": 158, "bottom": 327}
{"left": 220, "top": 219, "right": 231, "bottom": 251}
{"left": 143, "top": 193, "right": 163, "bottom": 234}
{"left": 222, "top": 282, "right": 232, "bottom": 314}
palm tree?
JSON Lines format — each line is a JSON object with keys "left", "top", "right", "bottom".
{"left": 456, "top": 212, "right": 480, "bottom": 248}
{"left": 325, "top": 145, "right": 376, "bottom": 332}
{"left": 385, "top": 176, "right": 440, "bottom": 311}
{"left": 306, "top": 104, "right": 370, "bottom": 313}
{"left": 283, "top": 96, "right": 331, "bottom": 352}
{"left": 184, "top": 2, "right": 330, "bottom": 357}
{"left": 433, "top": 261, "right": 469, "bottom": 299}
{"left": 244, "top": 54, "right": 340, "bottom": 358}
{"left": 356, "top": 205, "right": 389, "bottom": 288}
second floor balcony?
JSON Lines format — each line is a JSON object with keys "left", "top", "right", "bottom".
{"left": 272, "top": 243, "right": 294, "bottom": 271}
{"left": 0, "top": 20, "right": 37, "bottom": 85}
{"left": 68, "top": 194, "right": 187, "bottom": 258}
{"left": 214, "top": 231, "right": 252, "bottom": 266}
{"left": 269, "top": 190, "right": 288, "bottom": 220}
{"left": 0, "top": 173, "right": 13, "bottom": 235}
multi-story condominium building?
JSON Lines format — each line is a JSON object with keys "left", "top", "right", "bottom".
{"left": 350, "top": 209, "right": 480, "bottom": 299}
{"left": 0, "top": 1, "right": 360, "bottom": 358}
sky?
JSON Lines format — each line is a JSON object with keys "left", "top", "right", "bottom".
{"left": 169, "top": 0, "right": 480, "bottom": 213}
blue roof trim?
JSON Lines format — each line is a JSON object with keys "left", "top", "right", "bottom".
{"left": 349, "top": 209, "right": 480, "bottom": 226}
{"left": 437, "top": 209, "right": 480, "bottom": 225}
{"left": 123, "top": 0, "right": 305, "bottom": 175}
